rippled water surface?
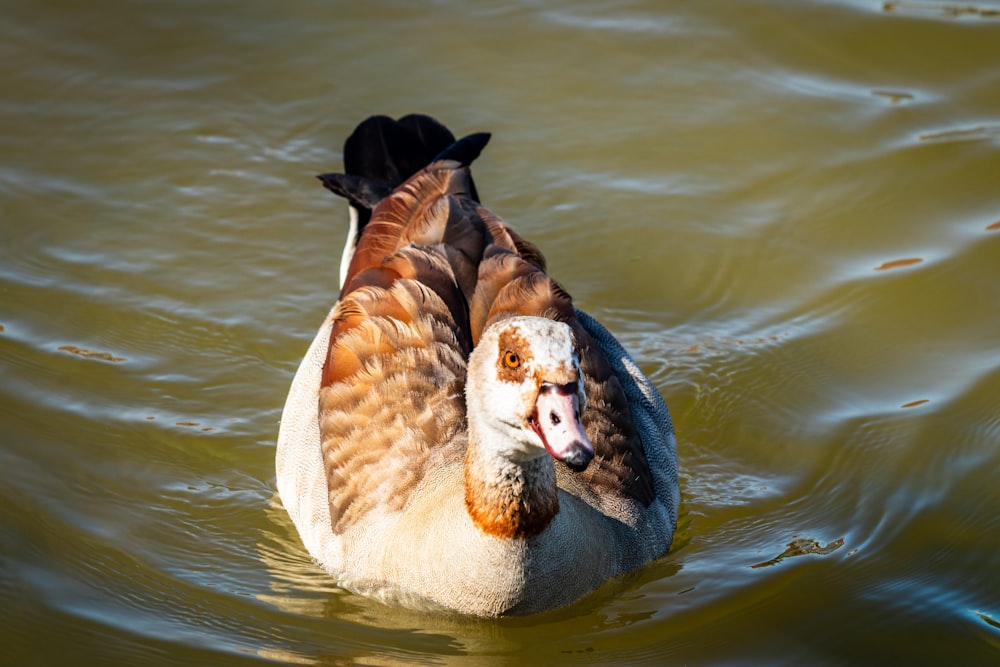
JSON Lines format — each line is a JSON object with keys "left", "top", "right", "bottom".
{"left": 3, "top": 1, "right": 1000, "bottom": 664}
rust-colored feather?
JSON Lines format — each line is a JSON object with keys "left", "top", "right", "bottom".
{"left": 342, "top": 161, "right": 481, "bottom": 294}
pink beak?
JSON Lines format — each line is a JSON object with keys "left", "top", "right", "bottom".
{"left": 530, "top": 381, "right": 593, "bottom": 471}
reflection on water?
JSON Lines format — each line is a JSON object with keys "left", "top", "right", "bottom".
{"left": 2, "top": 0, "right": 1000, "bottom": 664}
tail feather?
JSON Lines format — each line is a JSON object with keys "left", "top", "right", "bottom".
{"left": 432, "top": 132, "right": 491, "bottom": 170}
{"left": 321, "top": 115, "right": 501, "bottom": 307}
{"left": 343, "top": 114, "right": 456, "bottom": 187}
{"left": 328, "top": 115, "right": 483, "bottom": 223}
{"left": 396, "top": 114, "right": 460, "bottom": 166}
{"left": 316, "top": 173, "right": 392, "bottom": 211}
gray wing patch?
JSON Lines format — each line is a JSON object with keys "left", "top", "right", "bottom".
{"left": 575, "top": 308, "right": 679, "bottom": 527}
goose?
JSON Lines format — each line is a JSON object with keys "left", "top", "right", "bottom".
{"left": 276, "top": 115, "right": 679, "bottom": 616}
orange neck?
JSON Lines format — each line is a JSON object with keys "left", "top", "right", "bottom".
{"left": 463, "top": 445, "right": 559, "bottom": 539}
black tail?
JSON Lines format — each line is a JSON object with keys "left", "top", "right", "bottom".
{"left": 319, "top": 114, "right": 484, "bottom": 233}
{"left": 315, "top": 173, "right": 393, "bottom": 213}
{"left": 432, "top": 131, "right": 491, "bottom": 168}
{"left": 343, "top": 114, "right": 458, "bottom": 188}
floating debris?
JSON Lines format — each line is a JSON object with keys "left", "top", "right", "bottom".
{"left": 987, "top": 220, "right": 1000, "bottom": 231}
{"left": 58, "top": 345, "right": 125, "bottom": 363}
{"left": 871, "top": 89, "right": 915, "bottom": 105}
{"left": 751, "top": 537, "right": 845, "bottom": 569}
{"left": 919, "top": 124, "right": 1000, "bottom": 143}
{"left": 875, "top": 257, "right": 922, "bottom": 271}
{"left": 901, "top": 399, "right": 930, "bottom": 408}
{"left": 975, "top": 611, "right": 1000, "bottom": 630}
{"left": 884, "top": 1, "right": 1000, "bottom": 17}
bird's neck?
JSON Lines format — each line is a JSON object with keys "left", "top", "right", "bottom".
{"left": 463, "top": 424, "right": 559, "bottom": 539}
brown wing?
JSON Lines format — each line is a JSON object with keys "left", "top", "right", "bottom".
{"left": 319, "top": 245, "right": 470, "bottom": 534}
{"left": 321, "top": 155, "right": 491, "bottom": 534}
{"left": 341, "top": 158, "right": 487, "bottom": 304}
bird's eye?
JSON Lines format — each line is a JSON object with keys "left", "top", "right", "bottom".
{"left": 503, "top": 350, "right": 521, "bottom": 369}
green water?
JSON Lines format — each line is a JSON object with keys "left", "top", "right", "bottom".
{"left": 2, "top": 1, "right": 1000, "bottom": 664}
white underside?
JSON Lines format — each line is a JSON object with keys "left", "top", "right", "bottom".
{"left": 339, "top": 205, "right": 359, "bottom": 290}
{"left": 275, "top": 304, "right": 341, "bottom": 572}
{"left": 274, "top": 204, "right": 357, "bottom": 573}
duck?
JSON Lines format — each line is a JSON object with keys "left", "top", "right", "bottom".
{"left": 276, "top": 114, "right": 679, "bottom": 617}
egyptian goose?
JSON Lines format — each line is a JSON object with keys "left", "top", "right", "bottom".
{"left": 276, "top": 115, "right": 678, "bottom": 616}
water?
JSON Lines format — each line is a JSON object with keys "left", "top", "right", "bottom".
{"left": 2, "top": 0, "right": 1000, "bottom": 664}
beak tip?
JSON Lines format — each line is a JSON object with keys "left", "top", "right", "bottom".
{"left": 560, "top": 440, "right": 594, "bottom": 472}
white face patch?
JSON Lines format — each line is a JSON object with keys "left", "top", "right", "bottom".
{"left": 468, "top": 316, "right": 588, "bottom": 463}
